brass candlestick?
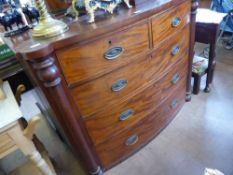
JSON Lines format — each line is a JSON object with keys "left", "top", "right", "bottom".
{"left": 32, "top": 0, "right": 68, "bottom": 39}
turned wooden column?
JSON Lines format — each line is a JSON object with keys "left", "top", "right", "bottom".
{"left": 26, "top": 55, "right": 103, "bottom": 175}
{"left": 186, "top": 0, "right": 199, "bottom": 102}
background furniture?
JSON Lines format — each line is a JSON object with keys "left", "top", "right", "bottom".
{"left": 0, "top": 39, "right": 22, "bottom": 81}
{"left": 0, "top": 37, "right": 33, "bottom": 93}
{"left": 193, "top": 9, "right": 225, "bottom": 94}
{"left": 3, "top": 0, "right": 198, "bottom": 174}
{"left": 0, "top": 81, "right": 56, "bottom": 175}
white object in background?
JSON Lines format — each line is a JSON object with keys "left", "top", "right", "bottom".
{"left": 0, "top": 81, "right": 22, "bottom": 129}
{"left": 205, "top": 168, "right": 225, "bottom": 175}
{"left": 0, "top": 81, "right": 57, "bottom": 175}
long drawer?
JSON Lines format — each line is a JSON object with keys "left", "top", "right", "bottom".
{"left": 96, "top": 83, "right": 186, "bottom": 168}
{"left": 152, "top": 0, "right": 191, "bottom": 48}
{"left": 85, "top": 54, "right": 188, "bottom": 145}
{"left": 71, "top": 26, "right": 189, "bottom": 117}
{"left": 57, "top": 20, "right": 150, "bottom": 86}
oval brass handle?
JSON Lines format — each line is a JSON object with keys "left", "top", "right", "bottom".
{"left": 104, "top": 46, "right": 124, "bottom": 60}
{"left": 171, "top": 45, "right": 180, "bottom": 56}
{"left": 170, "top": 99, "right": 178, "bottom": 109}
{"left": 112, "top": 79, "right": 128, "bottom": 92}
{"left": 171, "top": 73, "right": 180, "bottom": 85}
{"left": 119, "top": 109, "right": 134, "bottom": 121}
{"left": 125, "top": 134, "right": 139, "bottom": 146}
{"left": 171, "top": 16, "right": 181, "bottom": 27}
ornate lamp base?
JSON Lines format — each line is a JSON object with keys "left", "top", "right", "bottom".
{"left": 32, "top": 0, "right": 68, "bottom": 39}
{"left": 32, "top": 18, "right": 68, "bottom": 39}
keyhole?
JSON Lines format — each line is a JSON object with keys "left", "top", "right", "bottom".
{"left": 108, "top": 40, "right": 112, "bottom": 45}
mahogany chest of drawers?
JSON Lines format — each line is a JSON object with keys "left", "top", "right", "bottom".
{"left": 7, "top": 0, "right": 198, "bottom": 174}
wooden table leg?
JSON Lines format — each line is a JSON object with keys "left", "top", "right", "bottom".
{"left": 210, "top": 61, "right": 216, "bottom": 84}
{"left": 193, "top": 74, "right": 201, "bottom": 94}
{"left": 7, "top": 120, "right": 56, "bottom": 175}
{"left": 204, "top": 43, "right": 216, "bottom": 93}
{"left": 29, "top": 150, "right": 55, "bottom": 175}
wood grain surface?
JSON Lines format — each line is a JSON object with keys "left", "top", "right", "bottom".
{"left": 85, "top": 54, "right": 188, "bottom": 145}
{"left": 0, "top": 133, "right": 16, "bottom": 156}
{"left": 57, "top": 20, "right": 150, "bottom": 86}
{"left": 71, "top": 25, "right": 189, "bottom": 117}
{"left": 96, "top": 83, "right": 186, "bottom": 168}
{"left": 152, "top": 0, "right": 191, "bottom": 47}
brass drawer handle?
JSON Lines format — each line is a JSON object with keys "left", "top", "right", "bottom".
{"left": 112, "top": 79, "right": 128, "bottom": 92}
{"left": 119, "top": 109, "right": 134, "bottom": 121}
{"left": 171, "top": 16, "right": 181, "bottom": 27}
{"left": 104, "top": 46, "right": 124, "bottom": 60}
{"left": 125, "top": 134, "right": 139, "bottom": 146}
{"left": 170, "top": 99, "right": 178, "bottom": 109}
{"left": 171, "top": 73, "right": 180, "bottom": 85}
{"left": 171, "top": 45, "right": 180, "bottom": 56}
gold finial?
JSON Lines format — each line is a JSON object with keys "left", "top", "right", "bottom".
{"left": 32, "top": 0, "right": 68, "bottom": 39}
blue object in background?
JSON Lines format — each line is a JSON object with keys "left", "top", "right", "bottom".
{"left": 211, "top": 0, "right": 233, "bottom": 33}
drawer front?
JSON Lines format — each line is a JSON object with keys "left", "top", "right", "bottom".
{"left": 85, "top": 54, "right": 188, "bottom": 145}
{"left": 57, "top": 20, "right": 150, "bottom": 86}
{"left": 0, "top": 133, "right": 16, "bottom": 156}
{"left": 85, "top": 81, "right": 161, "bottom": 146}
{"left": 151, "top": 25, "right": 190, "bottom": 68}
{"left": 96, "top": 84, "right": 186, "bottom": 168}
{"left": 159, "top": 52, "right": 188, "bottom": 101}
{"left": 152, "top": 1, "right": 191, "bottom": 47}
{"left": 72, "top": 26, "right": 189, "bottom": 117}
{"left": 72, "top": 55, "right": 153, "bottom": 117}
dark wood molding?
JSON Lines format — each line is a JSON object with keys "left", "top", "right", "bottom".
{"left": 28, "top": 54, "right": 103, "bottom": 174}
{"left": 186, "top": 0, "right": 199, "bottom": 102}
{"left": 32, "top": 57, "right": 61, "bottom": 87}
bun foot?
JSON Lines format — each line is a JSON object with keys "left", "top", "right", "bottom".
{"left": 185, "top": 92, "right": 192, "bottom": 102}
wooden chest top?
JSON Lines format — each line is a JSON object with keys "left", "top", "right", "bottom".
{"left": 3, "top": 0, "right": 186, "bottom": 61}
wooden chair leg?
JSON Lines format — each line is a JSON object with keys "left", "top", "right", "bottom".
{"left": 0, "top": 79, "right": 6, "bottom": 100}
{"left": 15, "top": 84, "right": 26, "bottom": 106}
{"left": 16, "top": 84, "right": 56, "bottom": 174}
{"left": 204, "top": 72, "right": 211, "bottom": 93}
{"left": 193, "top": 75, "right": 201, "bottom": 95}
{"left": 205, "top": 43, "right": 216, "bottom": 93}
{"left": 19, "top": 117, "right": 57, "bottom": 174}
{"left": 8, "top": 120, "right": 56, "bottom": 175}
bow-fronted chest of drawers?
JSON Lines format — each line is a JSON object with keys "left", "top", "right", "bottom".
{"left": 8, "top": 0, "right": 198, "bottom": 174}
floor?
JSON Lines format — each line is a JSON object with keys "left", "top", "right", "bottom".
{"left": 0, "top": 42, "right": 232, "bottom": 175}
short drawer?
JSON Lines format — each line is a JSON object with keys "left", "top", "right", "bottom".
{"left": 151, "top": 25, "right": 190, "bottom": 68}
{"left": 152, "top": 1, "right": 191, "bottom": 47}
{"left": 85, "top": 54, "right": 188, "bottom": 145}
{"left": 159, "top": 52, "right": 188, "bottom": 101}
{"left": 96, "top": 83, "right": 186, "bottom": 168}
{"left": 57, "top": 20, "right": 150, "bottom": 86}
{"left": 71, "top": 26, "right": 189, "bottom": 118}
